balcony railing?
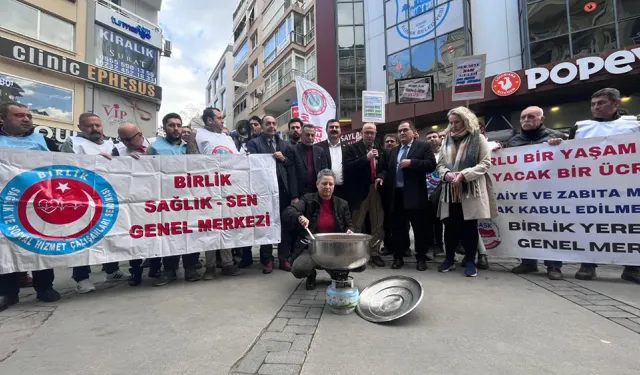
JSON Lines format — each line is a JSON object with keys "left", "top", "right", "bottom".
{"left": 276, "top": 110, "right": 292, "bottom": 130}
{"left": 234, "top": 85, "right": 247, "bottom": 104}
{"left": 263, "top": 68, "right": 316, "bottom": 102}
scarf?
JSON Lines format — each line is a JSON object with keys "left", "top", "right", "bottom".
{"left": 440, "top": 130, "right": 482, "bottom": 203}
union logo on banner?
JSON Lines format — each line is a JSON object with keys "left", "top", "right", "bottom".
{"left": 0, "top": 166, "right": 119, "bottom": 255}
{"left": 302, "top": 88, "right": 328, "bottom": 116}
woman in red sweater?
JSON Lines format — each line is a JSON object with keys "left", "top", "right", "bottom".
{"left": 284, "top": 170, "right": 359, "bottom": 290}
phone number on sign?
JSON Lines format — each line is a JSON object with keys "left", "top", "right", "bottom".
{"left": 97, "top": 57, "right": 157, "bottom": 84}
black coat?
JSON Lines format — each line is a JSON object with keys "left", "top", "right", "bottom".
{"left": 246, "top": 134, "right": 297, "bottom": 197}
{"left": 505, "top": 125, "right": 566, "bottom": 148}
{"left": 316, "top": 139, "right": 348, "bottom": 170}
{"left": 288, "top": 143, "right": 330, "bottom": 198}
{"left": 283, "top": 192, "right": 354, "bottom": 234}
{"left": 343, "top": 140, "right": 386, "bottom": 208}
{"left": 380, "top": 140, "right": 436, "bottom": 211}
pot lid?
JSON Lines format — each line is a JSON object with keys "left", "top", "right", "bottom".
{"left": 356, "top": 275, "right": 423, "bottom": 323}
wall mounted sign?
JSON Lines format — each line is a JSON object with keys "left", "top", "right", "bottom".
{"left": 491, "top": 71, "right": 521, "bottom": 97}
{"left": 0, "top": 72, "right": 74, "bottom": 122}
{"left": 526, "top": 47, "right": 640, "bottom": 90}
{"left": 95, "top": 25, "right": 157, "bottom": 84}
{"left": 395, "top": 76, "right": 434, "bottom": 104}
{"left": 0, "top": 36, "right": 162, "bottom": 101}
{"left": 452, "top": 54, "right": 486, "bottom": 101}
{"left": 95, "top": 1, "right": 163, "bottom": 48}
{"left": 362, "top": 91, "right": 386, "bottom": 123}
{"left": 93, "top": 88, "right": 157, "bottom": 138}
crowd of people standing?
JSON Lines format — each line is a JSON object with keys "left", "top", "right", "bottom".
{"left": 0, "top": 86, "right": 638, "bottom": 311}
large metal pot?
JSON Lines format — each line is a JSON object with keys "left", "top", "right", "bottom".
{"left": 309, "top": 233, "right": 372, "bottom": 271}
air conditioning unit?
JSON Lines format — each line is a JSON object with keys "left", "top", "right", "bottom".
{"left": 255, "top": 86, "right": 264, "bottom": 97}
{"left": 163, "top": 40, "right": 172, "bottom": 57}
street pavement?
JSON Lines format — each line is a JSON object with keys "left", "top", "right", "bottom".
{"left": 0, "top": 255, "right": 639, "bottom": 375}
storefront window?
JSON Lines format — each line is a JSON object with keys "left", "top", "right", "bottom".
{"left": 0, "top": 72, "right": 74, "bottom": 122}
{"left": 522, "top": 0, "right": 640, "bottom": 67}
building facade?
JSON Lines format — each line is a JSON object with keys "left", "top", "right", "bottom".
{"left": 349, "top": 0, "right": 640, "bottom": 138}
{"left": 0, "top": 0, "right": 165, "bottom": 144}
{"left": 205, "top": 44, "right": 234, "bottom": 128}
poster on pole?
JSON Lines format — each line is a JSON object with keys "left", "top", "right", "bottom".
{"left": 452, "top": 54, "right": 486, "bottom": 102}
{"left": 0, "top": 151, "right": 280, "bottom": 273}
{"left": 295, "top": 77, "right": 336, "bottom": 143}
{"left": 362, "top": 91, "right": 386, "bottom": 123}
{"left": 481, "top": 133, "right": 640, "bottom": 266}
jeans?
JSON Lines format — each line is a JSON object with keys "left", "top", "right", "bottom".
{"left": 522, "top": 258, "right": 563, "bottom": 268}
{"left": 443, "top": 204, "right": 478, "bottom": 263}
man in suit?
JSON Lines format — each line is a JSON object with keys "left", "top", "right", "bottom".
{"left": 246, "top": 115, "right": 297, "bottom": 274}
{"left": 377, "top": 120, "right": 437, "bottom": 271}
{"left": 344, "top": 123, "right": 386, "bottom": 267}
{"left": 317, "top": 119, "right": 349, "bottom": 200}
{"left": 289, "top": 124, "right": 330, "bottom": 197}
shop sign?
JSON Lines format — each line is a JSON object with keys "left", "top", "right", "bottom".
{"left": 95, "top": 25, "right": 158, "bottom": 84}
{"left": 34, "top": 125, "right": 118, "bottom": 145}
{"left": 340, "top": 130, "right": 362, "bottom": 145}
{"left": 93, "top": 88, "right": 157, "bottom": 138}
{"left": 95, "top": 1, "right": 163, "bottom": 49}
{"left": 526, "top": 47, "right": 640, "bottom": 90}
{"left": 491, "top": 72, "right": 521, "bottom": 97}
{"left": 0, "top": 36, "right": 162, "bottom": 101}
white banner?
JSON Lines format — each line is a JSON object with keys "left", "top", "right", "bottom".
{"left": 295, "top": 77, "right": 336, "bottom": 143}
{"left": 0, "top": 151, "right": 280, "bottom": 273}
{"left": 482, "top": 134, "right": 640, "bottom": 265}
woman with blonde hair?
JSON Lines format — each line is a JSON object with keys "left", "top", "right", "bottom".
{"left": 437, "top": 106, "right": 498, "bottom": 277}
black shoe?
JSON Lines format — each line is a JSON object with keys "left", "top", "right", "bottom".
{"left": 148, "top": 268, "right": 161, "bottom": 278}
{"left": 403, "top": 248, "right": 412, "bottom": 258}
{"left": 222, "top": 264, "right": 241, "bottom": 276}
{"left": 36, "top": 288, "right": 61, "bottom": 302}
{"left": 128, "top": 273, "right": 142, "bottom": 286}
{"left": 0, "top": 295, "right": 19, "bottom": 312}
{"left": 416, "top": 260, "right": 427, "bottom": 271}
{"left": 391, "top": 258, "right": 404, "bottom": 269}
{"left": 511, "top": 262, "right": 538, "bottom": 274}
{"left": 185, "top": 268, "right": 201, "bottom": 282}
{"left": 477, "top": 254, "right": 489, "bottom": 270}
{"left": 575, "top": 264, "right": 596, "bottom": 280}
{"left": 380, "top": 247, "right": 393, "bottom": 256}
{"left": 153, "top": 270, "right": 177, "bottom": 287}
{"left": 306, "top": 269, "right": 317, "bottom": 290}
{"left": 370, "top": 256, "right": 385, "bottom": 267}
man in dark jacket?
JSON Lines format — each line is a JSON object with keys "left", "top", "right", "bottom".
{"left": 288, "top": 124, "right": 330, "bottom": 198}
{"left": 378, "top": 121, "right": 437, "bottom": 271}
{"left": 317, "top": 119, "right": 349, "bottom": 200}
{"left": 247, "top": 115, "right": 297, "bottom": 274}
{"left": 507, "top": 106, "right": 566, "bottom": 280}
{"left": 344, "top": 123, "right": 386, "bottom": 267}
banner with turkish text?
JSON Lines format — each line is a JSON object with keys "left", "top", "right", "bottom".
{"left": 295, "top": 77, "right": 336, "bottom": 143}
{"left": 0, "top": 151, "right": 280, "bottom": 273}
{"left": 481, "top": 133, "right": 640, "bottom": 265}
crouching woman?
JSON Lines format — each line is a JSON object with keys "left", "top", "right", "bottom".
{"left": 284, "top": 169, "right": 363, "bottom": 290}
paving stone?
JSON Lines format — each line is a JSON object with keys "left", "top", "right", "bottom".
{"left": 282, "top": 305, "right": 310, "bottom": 313}
{"left": 570, "top": 287, "right": 600, "bottom": 295}
{"left": 292, "top": 289, "right": 317, "bottom": 296}
{"left": 287, "top": 318, "right": 319, "bottom": 326}
{"left": 234, "top": 350, "right": 268, "bottom": 374}
{"left": 610, "top": 318, "right": 640, "bottom": 333}
{"left": 283, "top": 325, "right": 316, "bottom": 334}
{"left": 267, "top": 318, "right": 288, "bottom": 332}
{"left": 590, "top": 299, "right": 620, "bottom": 306}
{"left": 598, "top": 310, "right": 637, "bottom": 318}
{"left": 584, "top": 305, "right": 624, "bottom": 313}
{"left": 306, "top": 307, "right": 323, "bottom": 319}
{"left": 258, "top": 364, "right": 302, "bottom": 375}
{"left": 563, "top": 296, "right": 593, "bottom": 306}
{"left": 291, "top": 294, "right": 316, "bottom": 300}
{"left": 616, "top": 305, "right": 640, "bottom": 316}
{"left": 630, "top": 318, "right": 640, "bottom": 324}
{"left": 0, "top": 309, "right": 26, "bottom": 318}
{"left": 0, "top": 311, "right": 51, "bottom": 332}
{"left": 299, "top": 300, "right": 325, "bottom": 306}
{"left": 265, "top": 351, "right": 306, "bottom": 365}
{"left": 546, "top": 280, "right": 574, "bottom": 287}
{"left": 277, "top": 311, "right": 308, "bottom": 319}
{"left": 580, "top": 294, "right": 615, "bottom": 301}
{"left": 260, "top": 332, "right": 297, "bottom": 342}
{"left": 553, "top": 290, "right": 586, "bottom": 296}
{"left": 290, "top": 334, "right": 312, "bottom": 352}
{"left": 286, "top": 299, "right": 301, "bottom": 305}
{"left": 252, "top": 339, "right": 292, "bottom": 352}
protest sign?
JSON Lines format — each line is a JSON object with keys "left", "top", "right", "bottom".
{"left": 452, "top": 54, "right": 486, "bottom": 101}
{"left": 482, "top": 133, "right": 640, "bottom": 265}
{"left": 362, "top": 91, "right": 386, "bottom": 123}
{"left": 0, "top": 151, "right": 280, "bottom": 273}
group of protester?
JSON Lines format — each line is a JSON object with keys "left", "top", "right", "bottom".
{"left": 0, "top": 86, "right": 638, "bottom": 311}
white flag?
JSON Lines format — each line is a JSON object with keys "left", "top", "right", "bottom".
{"left": 295, "top": 77, "right": 336, "bottom": 143}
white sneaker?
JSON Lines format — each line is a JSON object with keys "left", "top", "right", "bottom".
{"left": 76, "top": 279, "right": 96, "bottom": 294}
{"left": 105, "top": 269, "right": 130, "bottom": 282}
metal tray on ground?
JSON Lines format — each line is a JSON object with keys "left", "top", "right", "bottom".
{"left": 356, "top": 275, "right": 423, "bottom": 323}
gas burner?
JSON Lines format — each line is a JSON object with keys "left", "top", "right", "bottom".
{"left": 328, "top": 270, "right": 350, "bottom": 282}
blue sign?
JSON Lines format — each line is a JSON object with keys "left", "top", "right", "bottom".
{"left": 95, "top": 25, "right": 157, "bottom": 84}
{"left": 0, "top": 166, "right": 119, "bottom": 255}
{"left": 395, "top": 0, "right": 450, "bottom": 40}
{"left": 111, "top": 16, "right": 152, "bottom": 41}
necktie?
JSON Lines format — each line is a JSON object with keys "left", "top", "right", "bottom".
{"left": 368, "top": 146, "right": 375, "bottom": 182}
{"left": 269, "top": 139, "right": 275, "bottom": 152}
{"left": 396, "top": 145, "right": 408, "bottom": 187}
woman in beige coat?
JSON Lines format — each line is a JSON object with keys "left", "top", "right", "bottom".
{"left": 437, "top": 107, "right": 498, "bottom": 277}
